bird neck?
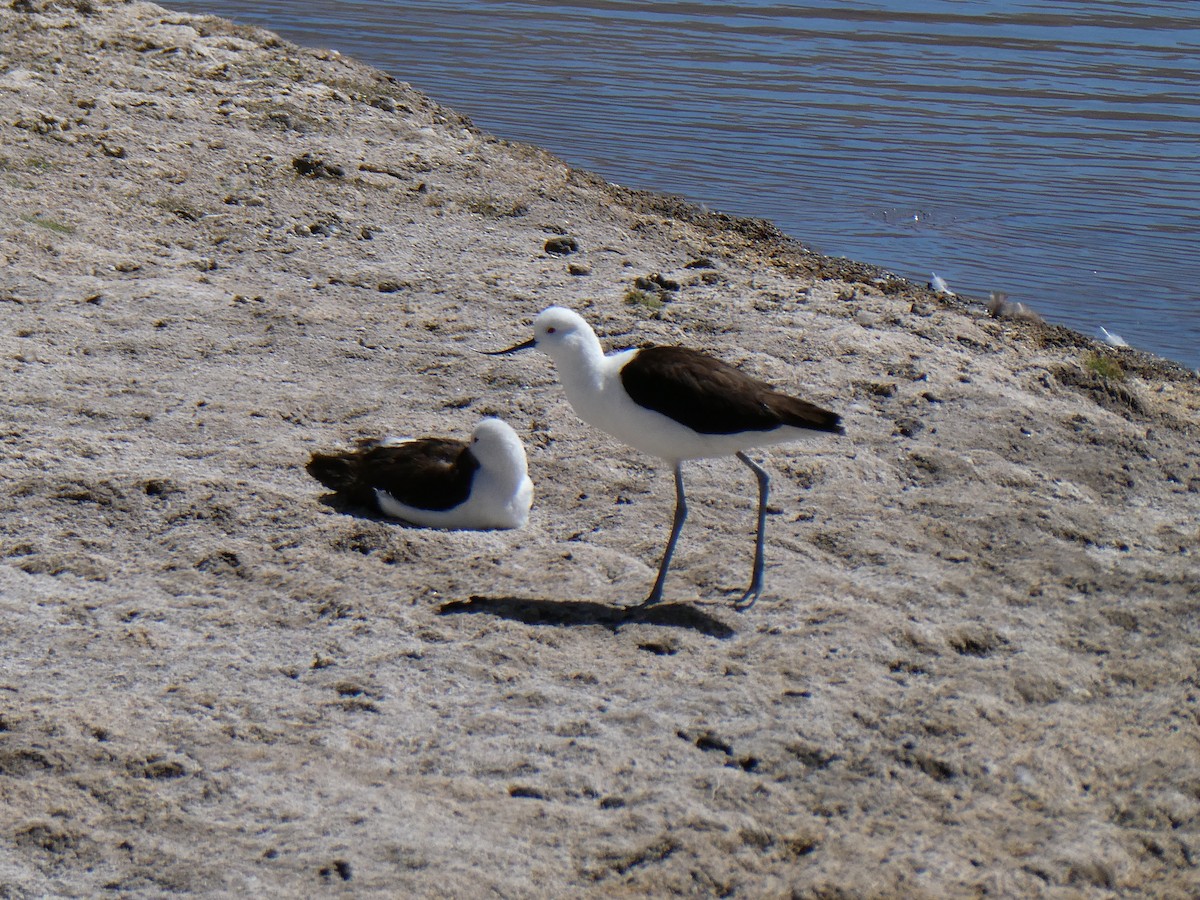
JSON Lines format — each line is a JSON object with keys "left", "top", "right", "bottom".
{"left": 554, "top": 329, "right": 608, "bottom": 398}
{"left": 481, "top": 444, "right": 529, "bottom": 489}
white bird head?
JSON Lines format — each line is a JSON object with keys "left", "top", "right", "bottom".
{"left": 469, "top": 417, "right": 528, "bottom": 473}
{"left": 529, "top": 306, "right": 596, "bottom": 357}
{"left": 482, "top": 306, "right": 600, "bottom": 365}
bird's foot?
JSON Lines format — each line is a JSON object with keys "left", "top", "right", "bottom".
{"left": 733, "top": 584, "right": 762, "bottom": 611}
{"left": 638, "top": 575, "right": 670, "bottom": 608}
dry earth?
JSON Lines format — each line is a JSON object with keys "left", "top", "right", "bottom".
{"left": 2, "top": 2, "right": 1199, "bottom": 896}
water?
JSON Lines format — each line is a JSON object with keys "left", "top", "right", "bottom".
{"left": 170, "top": 1, "right": 1200, "bottom": 369}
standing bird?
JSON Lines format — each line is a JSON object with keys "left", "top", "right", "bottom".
{"left": 485, "top": 307, "right": 842, "bottom": 607}
{"left": 306, "top": 417, "right": 533, "bottom": 530}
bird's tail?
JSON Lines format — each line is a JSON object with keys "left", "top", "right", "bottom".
{"left": 775, "top": 396, "right": 844, "bottom": 435}
{"left": 306, "top": 452, "right": 360, "bottom": 492}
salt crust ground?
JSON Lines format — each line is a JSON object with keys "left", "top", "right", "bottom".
{"left": 1, "top": 2, "right": 1198, "bottom": 896}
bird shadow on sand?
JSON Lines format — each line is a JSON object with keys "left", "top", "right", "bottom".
{"left": 313, "top": 493, "right": 392, "bottom": 521}
{"left": 437, "top": 596, "right": 736, "bottom": 639}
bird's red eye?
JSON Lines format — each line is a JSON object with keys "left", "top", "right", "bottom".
{"left": 546, "top": 327, "right": 556, "bottom": 334}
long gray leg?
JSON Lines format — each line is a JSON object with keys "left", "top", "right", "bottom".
{"left": 642, "top": 463, "right": 687, "bottom": 606}
{"left": 735, "top": 451, "right": 769, "bottom": 609}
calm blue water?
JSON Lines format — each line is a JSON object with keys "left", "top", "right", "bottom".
{"left": 171, "top": 1, "right": 1200, "bottom": 369}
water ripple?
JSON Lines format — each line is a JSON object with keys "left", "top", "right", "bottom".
{"left": 173, "top": 0, "right": 1200, "bottom": 366}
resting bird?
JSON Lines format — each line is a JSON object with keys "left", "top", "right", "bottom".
{"left": 306, "top": 417, "right": 532, "bottom": 530}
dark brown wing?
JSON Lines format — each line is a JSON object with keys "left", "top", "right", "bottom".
{"left": 306, "top": 437, "right": 480, "bottom": 511}
{"left": 620, "top": 346, "right": 842, "bottom": 436}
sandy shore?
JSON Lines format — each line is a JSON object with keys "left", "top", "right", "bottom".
{"left": 2, "top": 2, "right": 1198, "bottom": 896}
